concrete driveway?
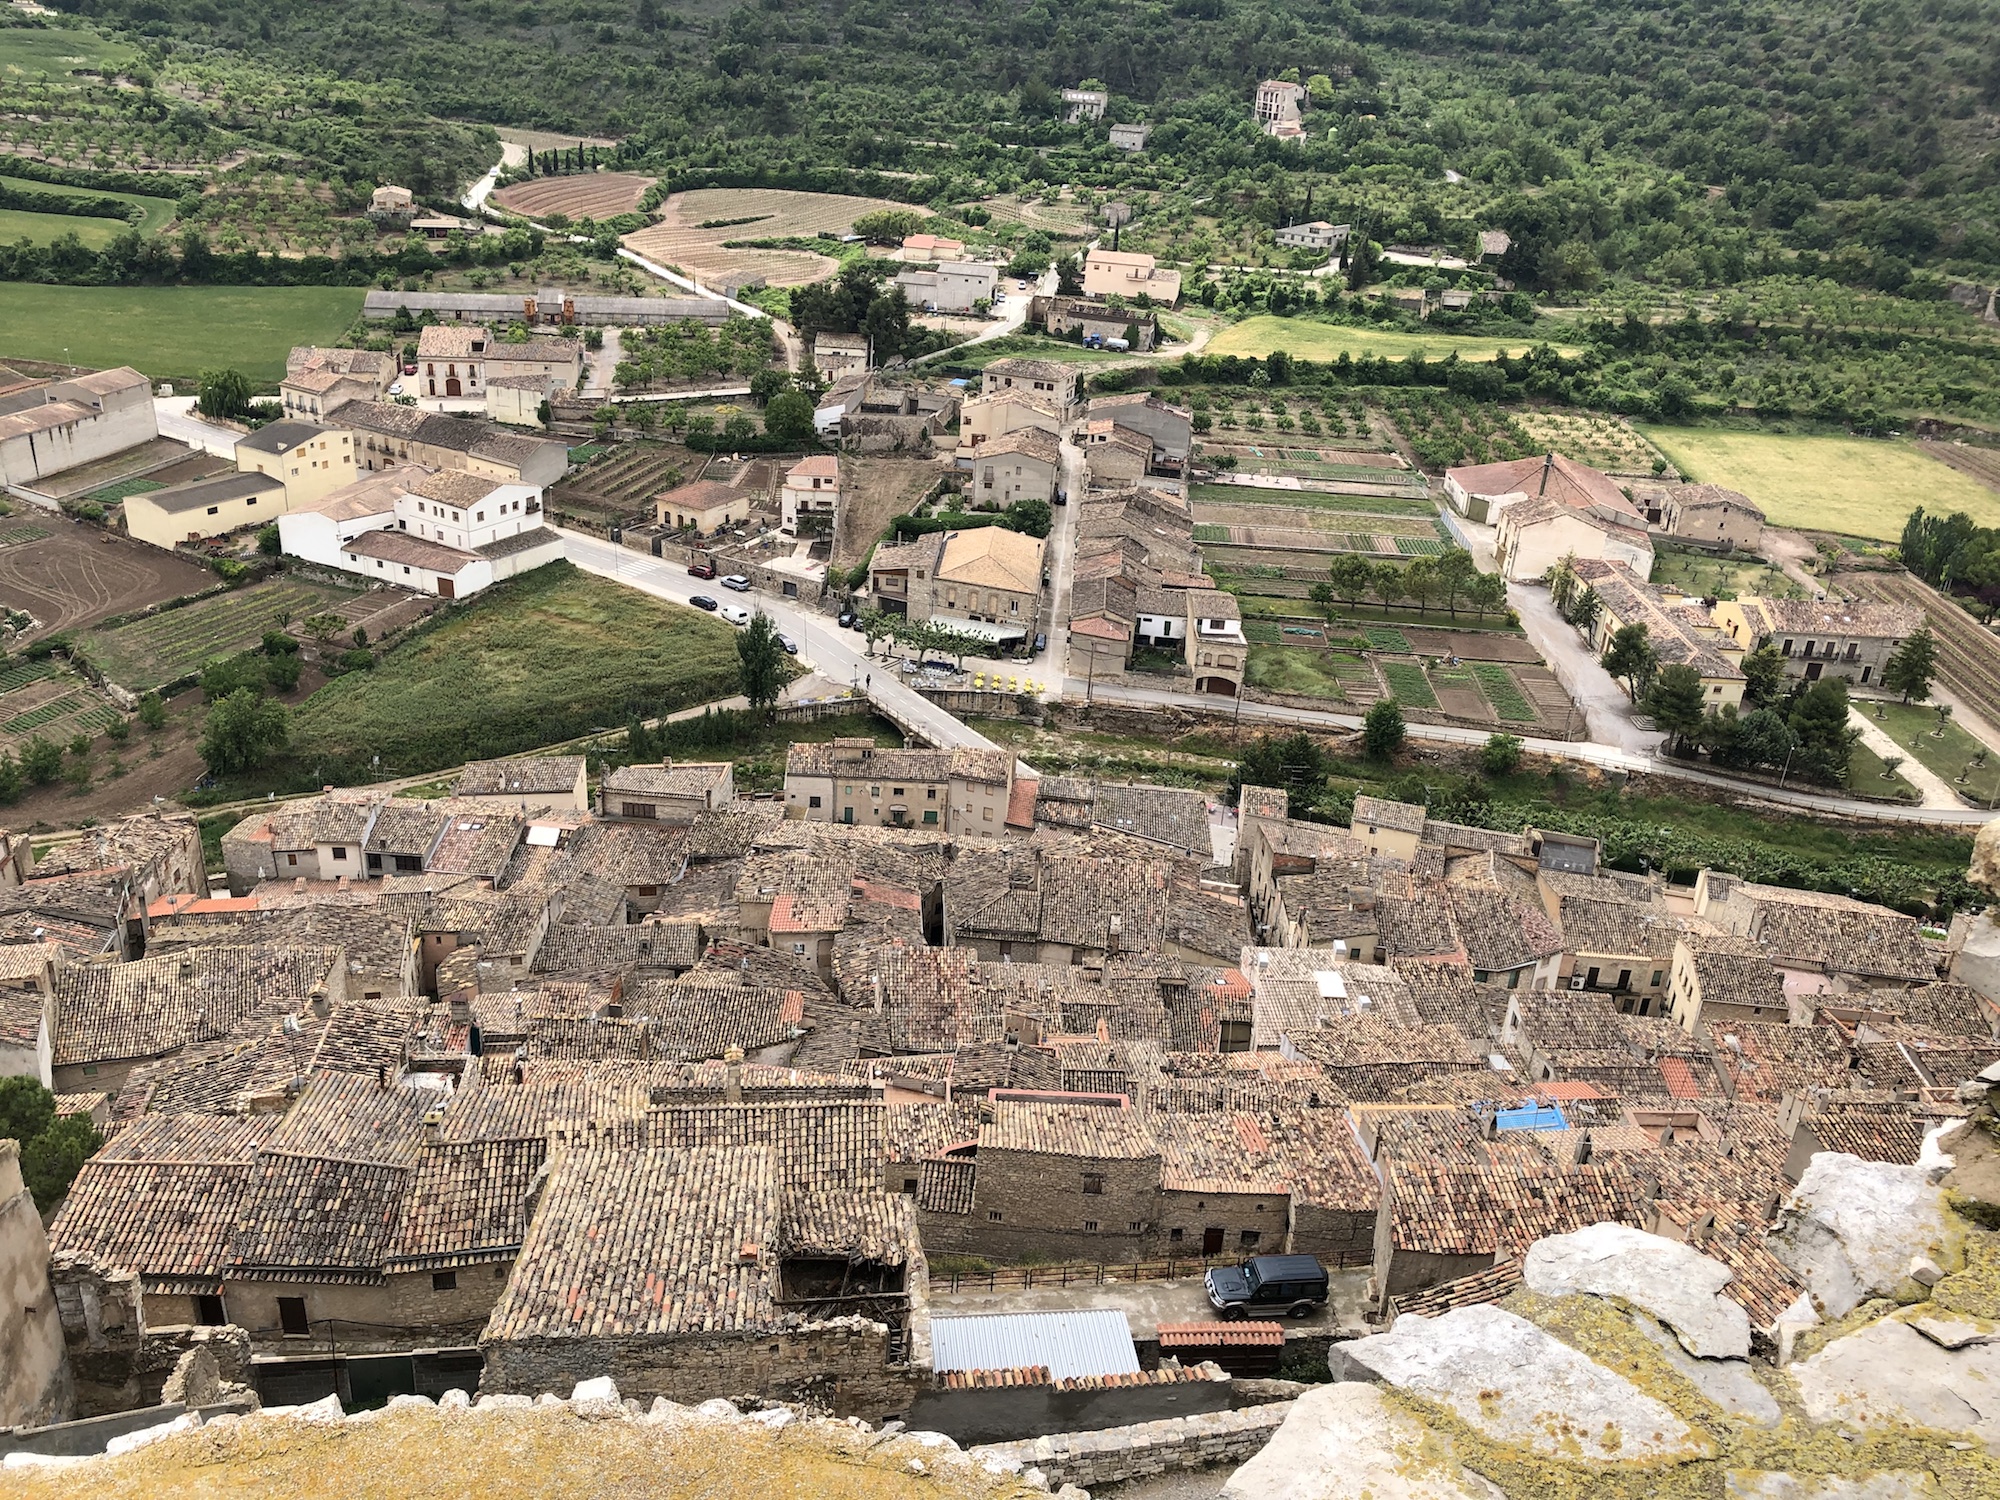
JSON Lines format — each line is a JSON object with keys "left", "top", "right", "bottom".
{"left": 1506, "top": 581, "right": 1661, "bottom": 755}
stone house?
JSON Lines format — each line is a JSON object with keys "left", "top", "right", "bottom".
{"left": 601, "top": 762, "right": 734, "bottom": 824}
{"left": 895, "top": 262, "right": 999, "bottom": 316}
{"left": 1063, "top": 87, "right": 1109, "bottom": 122}
{"left": 1635, "top": 482, "right": 1765, "bottom": 552}
{"left": 1081, "top": 423, "right": 1151, "bottom": 489}
{"left": 868, "top": 526, "right": 1046, "bottom": 646}
{"left": 1087, "top": 393, "right": 1193, "bottom": 471}
{"left": 1496, "top": 491, "right": 1654, "bottom": 584}
{"left": 327, "top": 400, "right": 569, "bottom": 488}
{"left": 1709, "top": 595, "right": 1922, "bottom": 690}
{"left": 1041, "top": 296, "right": 1159, "bottom": 351}
{"left": 956, "top": 392, "right": 1062, "bottom": 466}
{"left": 972, "top": 426, "right": 1062, "bottom": 507}
{"left": 783, "top": 740, "right": 1015, "bottom": 834}
{"left": 1108, "top": 123, "right": 1150, "bottom": 151}
{"left": 415, "top": 323, "right": 488, "bottom": 399}
{"left": 1568, "top": 559, "right": 1745, "bottom": 710}
{"left": 655, "top": 477, "right": 751, "bottom": 537}
{"left": 1666, "top": 938, "right": 1790, "bottom": 1033}
{"left": 282, "top": 348, "right": 394, "bottom": 421}
{"left": 981, "top": 357, "right": 1081, "bottom": 420}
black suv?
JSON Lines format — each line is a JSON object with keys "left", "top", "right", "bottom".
{"left": 1205, "top": 1254, "right": 1330, "bottom": 1319}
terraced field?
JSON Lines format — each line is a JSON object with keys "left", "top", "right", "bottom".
{"left": 81, "top": 580, "right": 356, "bottom": 689}
{"left": 491, "top": 172, "right": 656, "bottom": 221}
{"left": 623, "top": 188, "right": 903, "bottom": 289}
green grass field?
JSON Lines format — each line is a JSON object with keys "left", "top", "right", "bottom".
{"left": 0, "top": 284, "right": 364, "bottom": 383}
{"left": 1, "top": 174, "right": 179, "bottom": 235}
{"left": 1246, "top": 645, "right": 1348, "bottom": 699}
{"left": 0, "top": 28, "right": 138, "bottom": 78}
{"left": 1650, "top": 547, "right": 1797, "bottom": 601}
{"left": 1205, "top": 317, "right": 1578, "bottom": 363}
{"left": 1639, "top": 427, "right": 2000, "bottom": 538}
{"left": 1870, "top": 701, "right": 1999, "bottom": 805}
{"left": 0, "top": 206, "right": 131, "bottom": 249}
{"left": 281, "top": 562, "right": 742, "bottom": 785}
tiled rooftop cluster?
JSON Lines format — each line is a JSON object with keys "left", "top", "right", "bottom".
{"left": 25, "top": 768, "right": 2000, "bottom": 1386}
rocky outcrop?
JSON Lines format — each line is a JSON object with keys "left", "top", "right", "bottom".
{"left": 1523, "top": 1221, "right": 1751, "bottom": 1358}
{"left": 1792, "top": 1312, "right": 2000, "bottom": 1447}
{"left": 1221, "top": 1383, "right": 1502, "bottom": 1500}
{"left": 1342, "top": 1304, "right": 1713, "bottom": 1464}
{"left": 1769, "top": 1154, "right": 1960, "bottom": 1319}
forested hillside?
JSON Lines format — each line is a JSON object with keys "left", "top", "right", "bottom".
{"left": 45, "top": 0, "right": 2000, "bottom": 290}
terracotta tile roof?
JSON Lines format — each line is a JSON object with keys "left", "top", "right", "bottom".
{"left": 387, "top": 1138, "right": 546, "bottom": 1269}
{"left": 454, "top": 756, "right": 585, "bottom": 797}
{"left": 980, "top": 1098, "right": 1157, "bottom": 1159}
{"left": 231, "top": 1154, "right": 409, "bottom": 1278}
{"left": 1389, "top": 1259, "right": 1524, "bottom": 1321}
{"left": 1385, "top": 1158, "right": 1644, "bottom": 1258}
{"left": 53, "top": 944, "right": 341, "bottom": 1067}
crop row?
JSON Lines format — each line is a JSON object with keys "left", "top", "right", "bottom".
{"left": 0, "top": 661, "right": 56, "bottom": 693}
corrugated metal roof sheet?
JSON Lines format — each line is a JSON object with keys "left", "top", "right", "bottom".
{"left": 929, "top": 1308, "right": 1139, "bottom": 1380}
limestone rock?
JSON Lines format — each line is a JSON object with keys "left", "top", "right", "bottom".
{"left": 475, "top": 1393, "right": 533, "bottom": 1411}
{"left": 105, "top": 1411, "right": 199, "bottom": 1456}
{"left": 439, "top": 1389, "right": 472, "bottom": 1411}
{"left": 695, "top": 1398, "right": 741, "bottom": 1420}
{"left": 1908, "top": 1313, "right": 2000, "bottom": 1350}
{"left": 263, "top": 1394, "right": 344, "bottom": 1424}
{"left": 1343, "top": 1304, "right": 1713, "bottom": 1463}
{"left": 1524, "top": 1222, "right": 1752, "bottom": 1358}
{"left": 1725, "top": 1472, "right": 1942, "bottom": 1498}
{"left": 570, "top": 1376, "right": 624, "bottom": 1419}
{"left": 1221, "top": 1382, "right": 1503, "bottom": 1500}
{"left": 1629, "top": 1313, "right": 1781, "bottom": 1426}
{"left": 386, "top": 1393, "right": 435, "bottom": 1411}
{"left": 1791, "top": 1315, "right": 2000, "bottom": 1447}
{"left": 160, "top": 1346, "right": 222, "bottom": 1407}
{"left": 1969, "top": 817, "right": 2000, "bottom": 896}
{"left": 1770, "top": 1155, "right": 1956, "bottom": 1319}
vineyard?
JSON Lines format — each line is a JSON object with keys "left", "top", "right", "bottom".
{"left": 1835, "top": 570, "right": 2000, "bottom": 738}
{"left": 80, "top": 580, "right": 355, "bottom": 690}
{"left": 549, "top": 444, "right": 701, "bottom": 529}
{"left": 491, "top": 172, "right": 656, "bottom": 221}
{"left": 623, "top": 187, "right": 903, "bottom": 289}
{"left": 1921, "top": 441, "right": 2000, "bottom": 496}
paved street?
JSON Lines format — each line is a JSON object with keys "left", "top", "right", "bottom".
{"left": 929, "top": 1266, "right": 1371, "bottom": 1342}
{"left": 557, "top": 528, "right": 1006, "bottom": 757}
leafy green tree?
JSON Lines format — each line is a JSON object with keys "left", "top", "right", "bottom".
{"left": 1433, "top": 549, "right": 1477, "bottom": 617}
{"left": 1309, "top": 580, "right": 1335, "bottom": 619}
{"left": 256, "top": 524, "right": 281, "bottom": 556}
{"left": 736, "top": 612, "right": 788, "bottom": 711}
{"left": 200, "top": 688, "right": 288, "bottom": 776}
{"left": 1465, "top": 571, "right": 1508, "bottom": 621}
{"left": 1643, "top": 663, "right": 1709, "bottom": 755}
{"left": 1400, "top": 557, "right": 1438, "bottom": 616}
{"left": 1567, "top": 585, "right": 1602, "bottom": 631}
{"left": 195, "top": 367, "right": 253, "bottom": 421}
{"left": 300, "top": 613, "right": 346, "bottom": 651}
{"left": 1882, "top": 626, "right": 1938, "bottom": 705}
{"left": 1363, "top": 698, "right": 1407, "bottom": 760}
{"left": 764, "top": 389, "right": 815, "bottom": 441}
{"left": 1787, "top": 676, "right": 1859, "bottom": 786}
{"left": 1739, "top": 644, "right": 1787, "bottom": 708}
{"left": 1601, "top": 622, "right": 1658, "bottom": 698}
{"left": 266, "top": 651, "right": 303, "bottom": 692}
{"left": 137, "top": 693, "right": 167, "bottom": 732}
{"left": 1005, "top": 497, "right": 1053, "bottom": 539}
{"left": 21, "top": 1113, "right": 101, "bottom": 1212}
{"left": 1481, "top": 732, "right": 1523, "bottom": 777}
{"left": 1329, "top": 554, "right": 1376, "bottom": 609}
{"left": 0, "top": 1074, "right": 55, "bottom": 1143}
{"left": 20, "top": 735, "right": 61, "bottom": 785}
{"left": 0, "top": 751, "right": 21, "bottom": 804}
{"left": 1228, "top": 731, "right": 1330, "bottom": 802}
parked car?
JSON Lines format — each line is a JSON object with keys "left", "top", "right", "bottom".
{"left": 776, "top": 632, "right": 799, "bottom": 656}
{"left": 1205, "top": 1255, "right": 1330, "bottom": 1320}
{"left": 1032, "top": 632, "right": 1047, "bottom": 654}
{"left": 688, "top": 556, "right": 717, "bottom": 580}
{"left": 721, "top": 574, "right": 752, "bottom": 592}
{"left": 387, "top": 380, "right": 404, "bottom": 397}
{"left": 402, "top": 362, "right": 417, "bottom": 376}
{"left": 1017, "top": 279, "right": 1029, "bottom": 290}
{"left": 687, "top": 594, "right": 719, "bottom": 611}
{"left": 838, "top": 610, "right": 859, "bottom": 629}
{"left": 718, "top": 604, "right": 753, "bottom": 626}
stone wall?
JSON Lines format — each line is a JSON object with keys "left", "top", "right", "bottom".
{"left": 967, "top": 1400, "right": 1295, "bottom": 1489}
{"left": 962, "top": 1145, "right": 1161, "bottom": 1262}
{"left": 0, "top": 1140, "right": 69, "bottom": 1427}
{"left": 480, "top": 1316, "right": 921, "bottom": 1422}
{"left": 910, "top": 1368, "right": 1235, "bottom": 1448}
{"left": 1291, "top": 1202, "right": 1378, "bottom": 1266}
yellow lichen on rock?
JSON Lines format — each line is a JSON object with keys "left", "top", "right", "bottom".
{"left": 0, "top": 1404, "right": 1045, "bottom": 1500}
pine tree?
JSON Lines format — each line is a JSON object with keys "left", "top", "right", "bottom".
{"left": 1882, "top": 626, "right": 1938, "bottom": 705}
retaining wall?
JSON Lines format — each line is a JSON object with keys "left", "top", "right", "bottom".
{"left": 966, "top": 1399, "right": 1294, "bottom": 1489}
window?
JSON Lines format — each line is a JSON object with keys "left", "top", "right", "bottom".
{"left": 622, "top": 802, "right": 656, "bottom": 820}
{"left": 366, "top": 853, "right": 384, "bottom": 872}
{"left": 903, "top": 1177, "right": 919, "bottom": 1195}
{"left": 926, "top": 788, "right": 937, "bottom": 800}
{"left": 1240, "top": 1229, "right": 1262, "bottom": 1248}
{"left": 394, "top": 854, "right": 422, "bottom": 874}
{"left": 987, "top": 1210, "right": 1003, "bottom": 1222}
{"left": 923, "top": 810, "right": 938, "bottom": 825}
{"left": 286, "top": 853, "right": 299, "bottom": 867}
{"left": 206, "top": 506, "right": 220, "bottom": 516}
{"left": 331, "top": 846, "right": 347, "bottom": 861}
{"left": 808, "top": 795, "right": 823, "bottom": 809}
{"left": 1082, "top": 1220, "right": 1100, "bottom": 1232}
{"left": 792, "top": 943, "right": 807, "bottom": 956}
{"left": 432, "top": 1271, "right": 458, "bottom": 1292}
{"left": 1650, "top": 970, "right": 1664, "bottom": 987}
{"left": 1128, "top": 1221, "right": 1143, "bottom": 1233}
{"left": 1081, "top": 1173, "right": 1104, "bottom": 1195}
{"left": 1169, "top": 1227, "right": 1184, "bottom": 1242}
{"left": 982, "top": 806, "right": 993, "bottom": 821}
{"left": 195, "top": 1295, "right": 226, "bottom": 1326}
{"left": 278, "top": 1297, "right": 310, "bottom": 1337}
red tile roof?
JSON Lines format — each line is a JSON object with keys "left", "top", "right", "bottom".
{"left": 1659, "top": 1057, "right": 1702, "bottom": 1099}
{"left": 1006, "top": 777, "right": 1038, "bottom": 830}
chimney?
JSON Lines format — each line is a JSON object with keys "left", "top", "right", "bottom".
{"left": 1573, "top": 1130, "right": 1593, "bottom": 1164}
{"left": 1538, "top": 452, "right": 1554, "bottom": 496}
{"left": 449, "top": 991, "right": 470, "bottom": 1025}
{"left": 376, "top": 1063, "right": 388, "bottom": 1092}
{"left": 423, "top": 1107, "right": 444, "bottom": 1141}
{"left": 723, "top": 1045, "right": 744, "bottom": 1104}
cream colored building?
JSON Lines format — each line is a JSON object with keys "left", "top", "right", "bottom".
{"left": 125, "top": 472, "right": 288, "bottom": 549}
{"left": 1709, "top": 594, "right": 1922, "bottom": 689}
{"left": 235, "top": 419, "right": 359, "bottom": 508}
{"left": 1496, "top": 493, "right": 1654, "bottom": 584}
{"left": 0, "top": 367, "right": 155, "bottom": 488}
{"left": 870, "top": 525, "right": 1046, "bottom": 646}
{"left": 957, "top": 393, "right": 1061, "bottom": 465}
{"left": 783, "top": 739, "right": 1015, "bottom": 833}
{"left": 655, "top": 478, "right": 751, "bottom": 536}
{"left": 1082, "top": 248, "right": 1182, "bottom": 306}
{"left": 971, "top": 426, "right": 1061, "bottom": 508}
{"left": 780, "top": 455, "right": 840, "bottom": 534}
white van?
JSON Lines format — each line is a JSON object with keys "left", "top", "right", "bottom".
{"left": 718, "top": 604, "right": 753, "bottom": 626}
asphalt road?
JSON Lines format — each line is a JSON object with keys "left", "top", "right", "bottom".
{"left": 557, "top": 527, "right": 1006, "bottom": 757}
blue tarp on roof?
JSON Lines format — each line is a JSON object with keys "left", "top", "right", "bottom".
{"left": 930, "top": 1308, "right": 1139, "bottom": 1380}
{"left": 1494, "top": 1100, "right": 1567, "bottom": 1132}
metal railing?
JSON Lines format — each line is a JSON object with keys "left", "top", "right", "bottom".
{"left": 938, "top": 1249, "right": 1370, "bottom": 1294}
